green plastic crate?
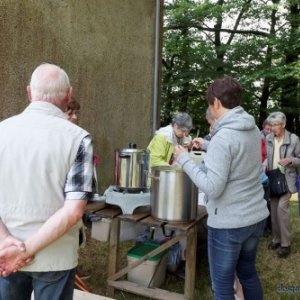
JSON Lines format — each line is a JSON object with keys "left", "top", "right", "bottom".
{"left": 127, "top": 242, "right": 169, "bottom": 288}
{"left": 127, "top": 242, "right": 168, "bottom": 261}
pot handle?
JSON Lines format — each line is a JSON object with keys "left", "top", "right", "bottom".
{"left": 146, "top": 171, "right": 160, "bottom": 181}
{"left": 148, "top": 226, "right": 155, "bottom": 240}
{"left": 162, "top": 225, "right": 175, "bottom": 238}
{"left": 119, "top": 154, "right": 131, "bottom": 158}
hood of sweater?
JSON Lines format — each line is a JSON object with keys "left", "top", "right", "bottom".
{"left": 213, "top": 106, "right": 257, "bottom": 135}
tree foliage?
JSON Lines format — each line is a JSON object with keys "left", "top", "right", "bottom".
{"left": 161, "top": 0, "right": 300, "bottom": 136}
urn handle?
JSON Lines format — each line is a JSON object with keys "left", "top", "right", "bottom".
{"left": 146, "top": 171, "right": 160, "bottom": 181}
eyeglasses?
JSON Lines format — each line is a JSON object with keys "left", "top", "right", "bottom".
{"left": 270, "top": 124, "right": 281, "bottom": 128}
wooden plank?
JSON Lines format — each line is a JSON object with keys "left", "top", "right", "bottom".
{"left": 108, "top": 232, "right": 186, "bottom": 282}
{"left": 32, "top": 290, "right": 115, "bottom": 300}
{"left": 95, "top": 207, "right": 122, "bottom": 219}
{"left": 163, "top": 217, "right": 201, "bottom": 232}
{"left": 118, "top": 213, "right": 150, "bottom": 223}
{"left": 74, "top": 289, "right": 116, "bottom": 300}
{"left": 107, "top": 280, "right": 186, "bottom": 300}
{"left": 184, "top": 226, "right": 197, "bottom": 300}
{"left": 139, "top": 215, "right": 166, "bottom": 227}
{"left": 85, "top": 201, "right": 107, "bottom": 213}
{"left": 107, "top": 218, "right": 120, "bottom": 297}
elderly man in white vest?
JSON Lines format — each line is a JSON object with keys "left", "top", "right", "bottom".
{"left": 0, "top": 63, "right": 96, "bottom": 300}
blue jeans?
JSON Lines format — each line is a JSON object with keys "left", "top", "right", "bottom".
{"left": 208, "top": 220, "right": 265, "bottom": 300}
{"left": 0, "top": 268, "right": 76, "bottom": 300}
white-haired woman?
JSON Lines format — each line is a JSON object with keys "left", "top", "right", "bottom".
{"left": 147, "top": 112, "right": 193, "bottom": 167}
{"left": 264, "top": 112, "right": 300, "bottom": 257}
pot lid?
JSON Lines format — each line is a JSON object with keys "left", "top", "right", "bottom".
{"left": 116, "top": 148, "right": 148, "bottom": 154}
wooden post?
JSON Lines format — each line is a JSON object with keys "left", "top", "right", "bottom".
{"left": 107, "top": 217, "right": 120, "bottom": 296}
{"left": 184, "top": 226, "right": 197, "bottom": 300}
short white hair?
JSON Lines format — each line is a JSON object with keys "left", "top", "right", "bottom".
{"left": 172, "top": 112, "right": 193, "bottom": 130}
{"left": 30, "top": 63, "right": 70, "bottom": 105}
{"left": 267, "top": 112, "right": 286, "bottom": 126}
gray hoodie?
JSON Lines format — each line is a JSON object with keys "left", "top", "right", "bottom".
{"left": 177, "top": 106, "right": 269, "bottom": 228}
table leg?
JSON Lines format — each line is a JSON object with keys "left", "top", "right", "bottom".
{"left": 107, "top": 217, "right": 120, "bottom": 297}
{"left": 184, "top": 226, "right": 197, "bottom": 300}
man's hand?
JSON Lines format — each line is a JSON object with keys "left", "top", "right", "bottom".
{"left": 0, "top": 235, "right": 26, "bottom": 252}
{"left": 0, "top": 245, "right": 33, "bottom": 277}
{"left": 0, "top": 236, "right": 34, "bottom": 277}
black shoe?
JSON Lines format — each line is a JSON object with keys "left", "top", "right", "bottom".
{"left": 278, "top": 246, "right": 291, "bottom": 258}
{"left": 268, "top": 242, "right": 280, "bottom": 250}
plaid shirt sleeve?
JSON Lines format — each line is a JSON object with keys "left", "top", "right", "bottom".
{"left": 64, "top": 135, "right": 97, "bottom": 200}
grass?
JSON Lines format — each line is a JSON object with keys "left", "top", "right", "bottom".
{"left": 78, "top": 201, "right": 300, "bottom": 300}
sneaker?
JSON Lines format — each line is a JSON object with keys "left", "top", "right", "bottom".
{"left": 76, "top": 269, "right": 91, "bottom": 280}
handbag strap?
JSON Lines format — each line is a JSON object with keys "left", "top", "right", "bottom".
{"left": 283, "top": 133, "right": 291, "bottom": 158}
{"left": 284, "top": 144, "right": 288, "bottom": 158}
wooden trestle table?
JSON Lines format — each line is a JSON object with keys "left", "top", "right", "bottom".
{"left": 93, "top": 204, "right": 207, "bottom": 300}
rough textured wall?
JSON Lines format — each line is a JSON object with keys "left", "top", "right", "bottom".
{"left": 0, "top": 0, "right": 157, "bottom": 191}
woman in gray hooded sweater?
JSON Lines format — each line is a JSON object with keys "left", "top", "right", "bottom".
{"left": 174, "top": 76, "right": 269, "bottom": 300}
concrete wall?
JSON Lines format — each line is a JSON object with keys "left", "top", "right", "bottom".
{"left": 0, "top": 0, "right": 160, "bottom": 191}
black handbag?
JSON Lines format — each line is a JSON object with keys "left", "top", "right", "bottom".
{"left": 267, "top": 143, "right": 289, "bottom": 197}
{"left": 267, "top": 169, "right": 289, "bottom": 197}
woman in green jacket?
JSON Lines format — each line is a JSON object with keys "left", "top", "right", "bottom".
{"left": 147, "top": 112, "right": 193, "bottom": 168}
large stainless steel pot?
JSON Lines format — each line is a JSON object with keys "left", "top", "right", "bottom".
{"left": 114, "top": 148, "right": 149, "bottom": 191}
{"left": 150, "top": 166, "right": 197, "bottom": 223}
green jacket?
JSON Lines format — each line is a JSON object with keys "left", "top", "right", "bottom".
{"left": 147, "top": 133, "right": 174, "bottom": 168}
